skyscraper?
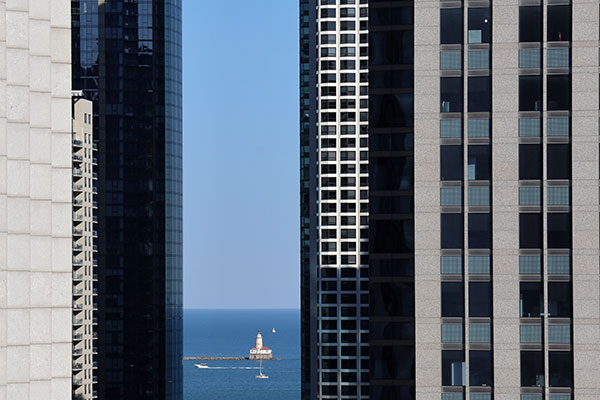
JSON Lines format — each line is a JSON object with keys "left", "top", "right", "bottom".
{"left": 71, "top": 1, "right": 183, "bottom": 399}
{"left": 0, "top": 1, "right": 74, "bottom": 399}
{"left": 302, "top": 1, "right": 600, "bottom": 399}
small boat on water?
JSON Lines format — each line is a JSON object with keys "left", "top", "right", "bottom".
{"left": 272, "top": 328, "right": 276, "bottom": 334}
{"left": 194, "top": 363, "right": 209, "bottom": 369}
{"left": 255, "top": 359, "right": 269, "bottom": 379}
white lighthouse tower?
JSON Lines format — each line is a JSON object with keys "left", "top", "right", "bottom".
{"left": 249, "top": 331, "right": 273, "bottom": 360}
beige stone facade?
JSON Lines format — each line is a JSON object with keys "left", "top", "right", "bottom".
{"left": 0, "top": 1, "right": 74, "bottom": 399}
{"left": 72, "top": 97, "right": 96, "bottom": 400}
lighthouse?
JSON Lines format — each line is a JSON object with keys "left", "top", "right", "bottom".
{"left": 249, "top": 331, "right": 273, "bottom": 360}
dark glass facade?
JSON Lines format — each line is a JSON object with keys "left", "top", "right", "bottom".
{"left": 368, "top": 1, "right": 415, "bottom": 398}
{"left": 71, "top": 1, "right": 183, "bottom": 399}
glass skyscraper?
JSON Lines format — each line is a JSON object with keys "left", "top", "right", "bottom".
{"left": 71, "top": 1, "right": 183, "bottom": 399}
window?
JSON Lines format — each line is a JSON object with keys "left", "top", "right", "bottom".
{"left": 469, "top": 282, "right": 492, "bottom": 317}
{"left": 468, "top": 77, "right": 491, "bottom": 112}
{"left": 468, "top": 213, "right": 492, "bottom": 249}
{"left": 519, "top": 144, "right": 542, "bottom": 180}
{"left": 548, "top": 282, "right": 572, "bottom": 317}
{"left": 519, "top": 6, "right": 542, "bottom": 42}
{"left": 547, "top": 75, "right": 571, "bottom": 111}
{"left": 441, "top": 8, "right": 463, "bottom": 44}
{"left": 442, "top": 213, "right": 464, "bottom": 249}
{"left": 548, "top": 352, "right": 573, "bottom": 387}
{"left": 468, "top": 8, "right": 491, "bottom": 44}
{"left": 441, "top": 77, "right": 463, "bottom": 113}
{"left": 547, "top": 5, "right": 572, "bottom": 42}
{"left": 520, "top": 213, "right": 542, "bottom": 249}
{"left": 470, "top": 350, "right": 493, "bottom": 387}
{"left": 442, "top": 282, "right": 464, "bottom": 317}
{"left": 441, "top": 145, "right": 463, "bottom": 181}
{"left": 521, "top": 351, "right": 545, "bottom": 387}
{"left": 442, "top": 350, "right": 465, "bottom": 386}
{"left": 520, "top": 282, "right": 543, "bottom": 318}
{"left": 547, "top": 144, "right": 571, "bottom": 180}
{"left": 519, "top": 76, "right": 543, "bottom": 111}
{"left": 547, "top": 213, "right": 571, "bottom": 249}
{"left": 468, "top": 145, "right": 491, "bottom": 181}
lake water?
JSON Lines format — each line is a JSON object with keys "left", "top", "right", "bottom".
{"left": 184, "top": 309, "right": 301, "bottom": 400}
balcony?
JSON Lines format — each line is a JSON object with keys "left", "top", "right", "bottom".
{"left": 73, "top": 155, "right": 82, "bottom": 163}
{"left": 73, "top": 317, "right": 83, "bottom": 326}
{"left": 72, "top": 243, "right": 83, "bottom": 251}
{"left": 73, "top": 183, "right": 83, "bottom": 192}
{"left": 92, "top": 245, "right": 98, "bottom": 252}
{"left": 92, "top": 317, "right": 98, "bottom": 325}
{"left": 92, "top": 361, "right": 98, "bottom": 369}
{"left": 73, "top": 257, "right": 83, "bottom": 266}
{"left": 73, "top": 378, "right": 83, "bottom": 386}
{"left": 73, "top": 362, "right": 83, "bottom": 370}
{"left": 73, "top": 333, "right": 83, "bottom": 341}
{"left": 73, "top": 348, "right": 82, "bottom": 356}
{"left": 73, "top": 302, "right": 83, "bottom": 310}
{"left": 92, "top": 201, "right": 98, "bottom": 208}
{"left": 73, "top": 288, "right": 83, "bottom": 296}
{"left": 73, "top": 228, "right": 83, "bottom": 236}
{"left": 73, "top": 140, "right": 83, "bottom": 148}
{"left": 92, "top": 172, "right": 98, "bottom": 180}
{"left": 72, "top": 272, "right": 83, "bottom": 281}
{"left": 92, "top": 259, "right": 98, "bottom": 266}
{"left": 92, "top": 274, "right": 98, "bottom": 281}
{"left": 73, "top": 213, "right": 83, "bottom": 222}
{"left": 73, "top": 199, "right": 83, "bottom": 207}
{"left": 73, "top": 168, "right": 82, "bottom": 177}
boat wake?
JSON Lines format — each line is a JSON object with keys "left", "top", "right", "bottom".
{"left": 196, "top": 365, "right": 259, "bottom": 370}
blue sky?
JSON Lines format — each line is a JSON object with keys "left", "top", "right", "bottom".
{"left": 182, "top": 1, "right": 300, "bottom": 309}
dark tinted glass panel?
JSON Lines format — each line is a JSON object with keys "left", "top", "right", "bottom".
{"left": 370, "top": 219, "right": 414, "bottom": 253}
{"left": 371, "top": 156, "right": 414, "bottom": 190}
{"left": 519, "top": 144, "right": 542, "bottom": 180}
{"left": 547, "top": 5, "right": 572, "bottom": 42}
{"left": 521, "top": 351, "right": 545, "bottom": 386}
{"left": 520, "top": 282, "right": 543, "bottom": 318}
{"left": 369, "top": 259, "right": 414, "bottom": 277}
{"left": 547, "top": 144, "right": 571, "bottom": 179}
{"left": 441, "top": 8, "right": 463, "bottom": 44}
{"left": 468, "top": 213, "right": 492, "bottom": 249}
{"left": 468, "top": 77, "right": 491, "bottom": 112}
{"left": 370, "top": 196, "right": 413, "bottom": 214}
{"left": 441, "top": 213, "right": 464, "bottom": 249}
{"left": 548, "top": 282, "right": 572, "bottom": 317}
{"left": 370, "top": 70, "right": 414, "bottom": 89}
{"left": 520, "top": 6, "right": 542, "bottom": 42}
{"left": 441, "top": 145, "right": 463, "bottom": 181}
{"left": 519, "top": 76, "right": 543, "bottom": 111}
{"left": 370, "top": 322, "right": 415, "bottom": 341}
{"left": 370, "top": 7, "right": 414, "bottom": 26}
{"left": 468, "top": 8, "right": 491, "bottom": 44}
{"left": 469, "top": 282, "right": 492, "bottom": 317}
{"left": 370, "top": 346, "right": 415, "bottom": 380}
{"left": 370, "top": 133, "right": 413, "bottom": 151}
{"left": 547, "top": 213, "right": 571, "bottom": 249}
{"left": 370, "top": 94, "right": 414, "bottom": 128}
{"left": 547, "top": 75, "right": 571, "bottom": 111}
{"left": 548, "top": 352, "right": 573, "bottom": 387}
{"left": 370, "top": 282, "right": 415, "bottom": 317}
{"left": 470, "top": 351, "right": 493, "bottom": 386}
{"left": 442, "top": 350, "right": 465, "bottom": 386}
{"left": 520, "top": 213, "right": 542, "bottom": 249}
{"left": 468, "top": 145, "right": 491, "bottom": 181}
{"left": 441, "top": 77, "right": 463, "bottom": 113}
{"left": 370, "top": 30, "right": 414, "bottom": 66}
{"left": 369, "top": 386, "right": 415, "bottom": 400}
{"left": 442, "top": 282, "right": 464, "bottom": 317}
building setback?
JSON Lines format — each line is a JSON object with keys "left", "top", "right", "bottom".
{"left": 0, "top": 1, "right": 74, "bottom": 399}
{"left": 71, "top": 1, "right": 183, "bottom": 399}
{"left": 302, "top": 1, "right": 600, "bottom": 399}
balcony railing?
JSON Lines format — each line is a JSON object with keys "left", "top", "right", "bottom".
{"left": 73, "top": 140, "right": 83, "bottom": 147}
{"left": 73, "top": 362, "right": 83, "bottom": 370}
{"left": 73, "top": 258, "right": 83, "bottom": 266}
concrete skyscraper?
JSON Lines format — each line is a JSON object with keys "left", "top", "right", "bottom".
{"left": 0, "top": 1, "right": 75, "bottom": 399}
{"left": 71, "top": 1, "right": 183, "bottom": 399}
{"left": 301, "top": 1, "right": 600, "bottom": 400}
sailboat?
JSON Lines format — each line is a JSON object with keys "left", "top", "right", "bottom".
{"left": 255, "top": 359, "right": 269, "bottom": 379}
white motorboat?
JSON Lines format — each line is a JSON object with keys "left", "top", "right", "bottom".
{"left": 194, "top": 363, "right": 209, "bottom": 369}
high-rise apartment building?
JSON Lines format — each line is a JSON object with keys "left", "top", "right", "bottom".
{"left": 0, "top": 1, "right": 75, "bottom": 399}
{"left": 71, "top": 1, "right": 183, "bottom": 399}
{"left": 72, "top": 95, "right": 97, "bottom": 400}
{"left": 302, "top": 1, "right": 600, "bottom": 399}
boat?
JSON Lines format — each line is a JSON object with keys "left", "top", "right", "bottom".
{"left": 255, "top": 359, "right": 269, "bottom": 379}
{"left": 272, "top": 328, "right": 276, "bottom": 334}
{"left": 194, "top": 363, "right": 209, "bottom": 369}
